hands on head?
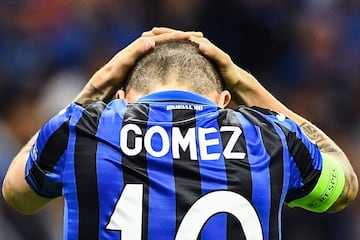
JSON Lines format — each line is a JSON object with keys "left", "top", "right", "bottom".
{"left": 141, "top": 27, "right": 241, "bottom": 91}
{"left": 75, "top": 28, "right": 214, "bottom": 105}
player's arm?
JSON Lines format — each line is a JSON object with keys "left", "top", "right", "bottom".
{"left": 2, "top": 132, "right": 54, "bottom": 214}
{"left": 289, "top": 121, "right": 357, "bottom": 212}
{"left": 193, "top": 36, "right": 358, "bottom": 212}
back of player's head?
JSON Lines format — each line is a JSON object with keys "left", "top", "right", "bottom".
{"left": 124, "top": 40, "right": 223, "bottom": 95}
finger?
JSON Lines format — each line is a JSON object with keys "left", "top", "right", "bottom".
{"left": 131, "top": 38, "right": 155, "bottom": 58}
{"left": 189, "top": 35, "right": 211, "bottom": 46}
{"left": 141, "top": 29, "right": 155, "bottom": 37}
{"left": 151, "top": 27, "right": 203, "bottom": 37}
{"left": 151, "top": 27, "right": 178, "bottom": 35}
{"left": 190, "top": 36, "right": 231, "bottom": 68}
{"left": 112, "top": 38, "right": 155, "bottom": 69}
{"left": 141, "top": 28, "right": 183, "bottom": 37}
{"left": 141, "top": 27, "right": 177, "bottom": 37}
{"left": 202, "top": 43, "right": 232, "bottom": 69}
{"left": 149, "top": 31, "right": 192, "bottom": 42}
{"left": 186, "top": 31, "right": 203, "bottom": 37}
{"left": 120, "top": 31, "right": 192, "bottom": 66}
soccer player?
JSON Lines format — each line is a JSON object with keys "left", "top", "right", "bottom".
{"left": 2, "top": 28, "right": 358, "bottom": 240}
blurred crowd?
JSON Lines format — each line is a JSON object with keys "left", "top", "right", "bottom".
{"left": 0, "top": 0, "right": 359, "bottom": 239}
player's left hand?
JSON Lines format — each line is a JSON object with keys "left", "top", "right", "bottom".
{"left": 76, "top": 29, "right": 199, "bottom": 104}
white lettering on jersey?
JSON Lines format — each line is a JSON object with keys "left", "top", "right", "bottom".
{"left": 120, "top": 124, "right": 142, "bottom": 156}
{"left": 120, "top": 124, "right": 246, "bottom": 160}
{"left": 166, "top": 104, "right": 203, "bottom": 111}
{"left": 220, "top": 126, "right": 246, "bottom": 159}
{"left": 144, "top": 126, "right": 170, "bottom": 157}
{"left": 199, "top": 127, "right": 221, "bottom": 160}
{"left": 172, "top": 127, "right": 197, "bottom": 160}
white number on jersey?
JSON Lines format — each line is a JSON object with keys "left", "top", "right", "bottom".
{"left": 106, "top": 184, "right": 263, "bottom": 240}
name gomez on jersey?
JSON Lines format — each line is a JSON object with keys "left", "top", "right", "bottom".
{"left": 120, "top": 124, "right": 246, "bottom": 161}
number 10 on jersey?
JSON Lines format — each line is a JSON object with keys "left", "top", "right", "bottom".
{"left": 106, "top": 184, "right": 263, "bottom": 239}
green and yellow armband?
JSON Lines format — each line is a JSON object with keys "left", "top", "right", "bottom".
{"left": 287, "top": 154, "right": 345, "bottom": 213}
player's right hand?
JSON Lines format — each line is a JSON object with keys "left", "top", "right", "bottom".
{"left": 142, "top": 27, "right": 249, "bottom": 93}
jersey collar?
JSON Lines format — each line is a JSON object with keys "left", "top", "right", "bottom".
{"left": 136, "top": 90, "right": 217, "bottom": 105}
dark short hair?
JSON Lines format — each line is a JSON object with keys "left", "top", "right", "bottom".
{"left": 125, "top": 40, "right": 223, "bottom": 95}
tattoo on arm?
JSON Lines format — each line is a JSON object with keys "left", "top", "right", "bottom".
{"left": 300, "top": 122, "right": 358, "bottom": 212}
{"left": 75, "top": 83, "right": 112, "bottom": 105}
{"left": 87, "top": 83, "right": 107, "bottom": 101}
{"left": 299, "top": 122, "right": 339, "bottom": 154}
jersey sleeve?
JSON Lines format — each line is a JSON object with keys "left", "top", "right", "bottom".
{"left": 277, "top": 118, "right": 323, "bottom": 202}
{"left": 271, "top": 112, "right": 345, "bottom": 212}
{"left": 286, "top": 153, "right": 345, "bottom": 212}
{"left": 25, "top": 104, "right": 75, "bottom": 198}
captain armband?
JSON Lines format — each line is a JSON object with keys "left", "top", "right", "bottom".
{"left": 287, "top": 154, "right": 345, "bottom": 213}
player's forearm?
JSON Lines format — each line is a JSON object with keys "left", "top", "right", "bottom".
{"left": 300, "top": 121, "right": 359, "bottom": 212}
{"left": 230, "top": 70, "right": 337, "bottom": 152}
{"left": 230, "top": 69, "right": 352, "bottom": 157}
{"left": 230, "top": 69, "right": 358, "bottom": 211}
{"left": 230, "top": 67, "right": 292, "bottom": 114}
{"left": 74, "top": 64, "right": 120, "bottom": 105}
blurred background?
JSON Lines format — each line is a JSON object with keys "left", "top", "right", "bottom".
{"left": 0, "top": 0, "right": 359, "bottom": 239}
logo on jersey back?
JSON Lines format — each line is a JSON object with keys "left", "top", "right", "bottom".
{"left": 166, "top": 104, "right": 203, "bottom": 111}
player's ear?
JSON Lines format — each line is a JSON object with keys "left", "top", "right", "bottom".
{"left": 115, "top": 89, "right": 126, "bottom": 99}
{"left": 118, "top": 88, "right": 144, "bottom": 103}
{"left": 217, "top": 90, "right": 231, "bottom": 108}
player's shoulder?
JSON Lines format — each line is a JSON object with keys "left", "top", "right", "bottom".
{"left": 236, "top": 105, "right": 279, "bottom": 117}
{"left": 235, "top": 105, "right": 281, "bottom": 123}
{"left": 234, "top": 105, "right": 299, "bottom": 133}
{"left": 77, "top": 100, "right": 107, "bottom": 113}
{"left": 75, "top": 99, "right": 128, "bottom": 118}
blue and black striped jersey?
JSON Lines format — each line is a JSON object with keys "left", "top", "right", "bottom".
{"left": 25, "top": 90, "right": 322, "bottom": 240}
